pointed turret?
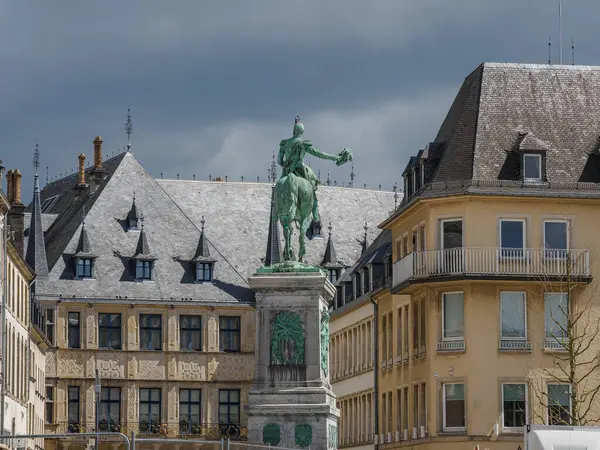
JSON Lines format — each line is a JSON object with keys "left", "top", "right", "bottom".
{"left": 264, "top": 187, "right": 282, "bottom": 266}
{"left": 25, "top": 172, "right": 49, "bottom": 278}
{"left": 321, "top": 223, "right": 339, "bottom": 267}
{"left": 132, "top": 217, "right": 155, "bottom": 260}
{"left": 73, "top": 210, "right": 96, "bottom": 258}
{"left": 127, "top": 192, "right": 140, "bottom": 230}
{"left": 192, "top": 216, "right": 216, "bottom": 263}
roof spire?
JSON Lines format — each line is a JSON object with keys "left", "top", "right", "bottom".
{"left": 75, "top": 205, "right": 95, "bottom": 257}
{"left": 26, "top": 141, "right": 49, "bottom": 280}
{"left": 125, "top": 106, "right": 134, "bottom": 151}
{"left": 350, "top": 162, "right": 355, "bottom": 188}
{"left": 270, "top": 150, "right": 277, "bottom": 185}
{"left": 361, "top": 222, "right": 369, "bottom": 255}
{"left": 192, "top": 215, "right": 215, "bottom": 262}
{"left": 133, "top": 214, "right": 155, "bottom": 260}
{"left": 264, "top": 186, "right": 282, "bottom": 266}
{"left": 321, "top": 222, "right": 342, "bottom": 268}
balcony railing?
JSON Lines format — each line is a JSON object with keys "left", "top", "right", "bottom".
{"left": 393, "top": 248, "right": 591, "bottom": 289}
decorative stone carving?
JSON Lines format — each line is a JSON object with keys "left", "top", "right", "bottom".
{"left": 137, "top": 358, "right": 165, "bottom": 379}
{"left": 127, "top": 315, "right": 137, "bottom": 347}
{"left": 97, "top": 358, "right": 124, "bottom": 379}
{"left": 168, "top": 387, "right": 177, "bottom": 422}
{"left": 207, "top": 357, "right": 218, "bottom": 379}
{"left": 168, "top": 314, "right": 177, "bottom": 350}
{"left": 86, "top": 313, "right": 96, "bottom": 345}
{"left": 270, "top": 311, "right": 304, "bottom": 366}
{"left": 86, "top": 354, "right": 95, "bottom": 377}
{"left": 295, "top": 424, "right": 312, "bottom": 448}
{"left": 211, "top": 354, "right": 250, "bottom": 381}
{"left": 320, "top": 308, "right": 330, "bottom": 377}
{"left": 168, "top": 355, "right": 177, "bottom": 378}
{"left": 263, "top": 424, "right": 281, "bottom": 446}
{"left": 207, "top": 315, "right": 217, "bottom": 351}
{"left": 179, "top": 356, "right": 205, "bottom": 381}
{"left": 128, "top": 384, "right": 138, "bottom": 421}
{"left": 59, "top": 352, "right": 86, "bottom": 377}
{"left": 45, "top": 351, "right": 56, "bottom": 377}
{"left": 86, "top": 384, "right": 95, "bottom": 422}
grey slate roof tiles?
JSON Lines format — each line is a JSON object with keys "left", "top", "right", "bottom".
{"left": 33, "top": 152, "right": 395, "bottom": 305}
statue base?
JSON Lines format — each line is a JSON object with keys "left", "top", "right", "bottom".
{"left": 247, "top": 271, "right": 339, "bottom": 450}
{"left": 256, "top": 261, "right": 324, "bottom": 274}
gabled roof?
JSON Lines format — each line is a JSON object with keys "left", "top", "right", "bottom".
{"left": 191, "top": 219, "right": 216, "bottom": 263}
{"left": 517, "top": 131, "right": 553, "bottom": 152}
{"left": 132, "top": 223, "right": 156, "bottom": 261}
{"left": 73, "top": 221, "right": 96, "bottom": 258}
{"left": 337, "top": 229, "right": 391, "bottom": 285}
{"left": 321, "top": 224, "right": 344, "bottom": 269}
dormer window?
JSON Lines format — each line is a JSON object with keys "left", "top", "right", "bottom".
{"left": 328, "top": 268, "right": 339, "bottom": 284}
{"left": 196, "top": 262, "right": 214, "bottom": 283}
{"left": 523, "top": 154, "right": 542, "bottom": 181}
{"left": 129, "top": 217, "right": 138, "bottom": 230}
{"left": 76, "top": 258, "right": 93, "bottom": 278}
{"left": 136, "top": 260, "right": 153, "bottom": 280}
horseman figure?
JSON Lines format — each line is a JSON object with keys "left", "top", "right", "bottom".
{"left": 274, "top": 116, "right": 352, "bottom": 262}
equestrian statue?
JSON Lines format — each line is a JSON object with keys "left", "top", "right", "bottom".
{"left": 274, "top": 116, "right": 353, "bottom": 262}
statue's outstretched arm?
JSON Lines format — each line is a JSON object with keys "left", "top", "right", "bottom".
{"left": 305, "top": 143, "right": 338, "bottom": 162}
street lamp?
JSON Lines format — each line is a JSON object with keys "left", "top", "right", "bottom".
{"left": 95, "top": 370, "right": 101, "bottom": 450}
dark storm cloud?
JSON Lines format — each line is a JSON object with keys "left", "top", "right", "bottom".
{"left": 2, "top": 1, "right": 600, "bottom": 202}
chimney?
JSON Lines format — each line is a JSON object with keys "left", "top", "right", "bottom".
{"left": 93, "top": 136, "right": 103, "bottom": 170}
{"left": 5, "top": 169, "right": 14, "bottom": 202}
{"left": 77, "top": 153, "right": 87, "bottom": 187}
{"left": 8, "top": 168, "right": 25, "bottom": 255}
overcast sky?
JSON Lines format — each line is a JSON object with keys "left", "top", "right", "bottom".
{"left": 2, "top": 1, "right": 600, "bottom": 202}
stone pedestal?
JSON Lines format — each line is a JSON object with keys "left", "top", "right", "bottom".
{"left": 247, "top": 271, "right": 339, "bottom": 450}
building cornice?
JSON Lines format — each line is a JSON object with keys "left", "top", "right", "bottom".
{"left": 7, "top": 240, "right": 35, "bottom": 281}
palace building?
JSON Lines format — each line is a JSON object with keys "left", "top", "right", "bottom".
{"left": 14, "top": 140, "right": 394, "bottom": 450}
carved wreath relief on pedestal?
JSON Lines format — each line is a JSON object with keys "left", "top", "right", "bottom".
{"left": 321, "top": 308, "right": 330, "bottom": 377}
{"left": 270, "top": 311, "right": 305, "bottom": 366}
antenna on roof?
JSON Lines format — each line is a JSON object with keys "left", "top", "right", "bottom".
{"left": 571, "top": 38, "right": 575, "bottom": 65}
{"left": 45, "top": 165, "right": 49, "bottom": 186}
{"left": 393, "top": 182, "right": 399, "bottom": 208}
{"left": 33, "top": 140, "right": 40, "bottom": 174}
{"left": 125, "top": 105, "right": 134, "bottom": 151}
{"left": 270, "top": 150, "right": 277, "bottom": 185}
{"left": 558, "top": 0, "right": 563, "bottom": 64}
{"left": 548, "top": 34, "right": 552, "bottom": 65}
{"left": 326, "top": 170, "right": 331, "bottom": 186}
{"left": 349, "top": 162, "right": 355, "bottom": 188}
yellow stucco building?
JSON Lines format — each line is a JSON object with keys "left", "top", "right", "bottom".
{"left": 370, "top": 63, "right": 600, "bottom": 450}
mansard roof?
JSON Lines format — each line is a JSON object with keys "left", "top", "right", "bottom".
{"left": 31, "top": 151, "right": 396, "bottom": 304}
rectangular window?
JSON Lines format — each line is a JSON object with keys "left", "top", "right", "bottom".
{"left": 500, "top": 292, "right": 526, "bottom": 339}
{"left": 219, "top": 316, "right": 241, "bottom": 352}
{"left": 136, "top": 260, "right": 153, "bottom": 280}
{"left": 46, "top": 309, "right": 55, "bottom": 345}
{"left": 329, "top": 269, "right": 338, "bottom": 284}
{"left": 502, "top": 383, "right": 526, "bottom": 430}
{"left": 76, "top": 258, "right": 93, "bottom": 278}
{"left": 402, "top": 386, "right": 409, "bottom": 431}
{"left": 544, "top": 220, "right": 568, "bottom": 259}
{"left": 45, "top": 386, "right": 54, "bottom": 424}
{"left": 68, "top": 312, "right": 81, "bottom": 349}
{"left": 98, "top": 313, "right": 122, "bottom": 350}
{"left": 523, "top": 154, "right": 542, "bottom": 181}
{"left": 442, "top": 292, "right": 464, "bottom": 340}
{"left": 545, "top": 293, "right": 568, "bottom": 344}
{"left": 396, "top": 308, "right": 402, "bottom": 357}
{"left": 219, "top": 389, "right": 240, "bottom": 426}
{"left": 180, "top": 315, "right": 202, "bottom": 351}
{"left": 99, "top": 387, "right": 121, "bottom": 432}
{"left": 413, "top": 384, "right": 418, "bottom": 429}
{"left": 67, "top": 386, "right": 80, "bottom": 433}
{"left": 196, "top": 263, "right": 213, "bottom": 282}
{"left": 548, "top": 384, "right": 571, "bottom": 425}
{"left": 140, "top": 314, "right": 162, "bottom": 350}
{"left": 381, "top": 315, "right": 387, "bottom": 361}
{"left": 412, "top": 230, "right": 418, "bottom": 253}
{"left": 419, "top": 225, "right": 426, "bottom": 252}
{"left": 419, "top": 383, "right": 426, "bottom": 429}
{"left": 500, "top": 219, "right": 525, "bottom": 258}
{"left": 412, "top": 301, "right": 418, "bottom": 352}
{"left": 420, "top": 301, "right": 426, "bottom": 350}
{"left": 402, "top": 236, "right": 408, "bottom": 257}
{"left": 179, "top": 389, "right": 201, "bottom": 434}
{"left": 139, "top": 388, "right": 161, "bottom": 434}
{"left": 442, "top": 383, "right": 465, "bottom": 431}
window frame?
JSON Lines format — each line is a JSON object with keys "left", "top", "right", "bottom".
{"left": 140, "top": 314, "right": 163, "bottom": 351}
{"left": 523, "top": 153, "right": 542, "bottom": 182}
{"left": 98, "top": 313, "right": 122, "bottom": 350}
{"left": 67, "top": 311, "right": 81, "bottom": 349}
{"left": 99, "top": 387, "right": 121, "bottom": 432}
{"left": 442, "top": 382, "right": 466, "bottom": 432}
{"left": 543, "top": 220, "right": 569, "bottom": 259}
{"left": 544, "top": 292, "right": 569, "bottom": 345}
{"left": 218, "top": 389, "right": 240, "bottom": 426}
{"left": 135, "top": 260, "right": 153, "bottom": 281}
{"left": 139, "top": 388, "right": 162, "bottom": 434}
{"left": 547, "top": 383, "right": 572, "bottom": 425}
{"left": 45, "top": 308, "right": 55, "bottom": 345}
{"left": 329, "top": 268, "right": 338, "bottom": 284}
{"left": 67, "top": 386, "right": 80, "bottom": 433}
{"left": 45, "top": 386, "right": 54, "bottom": 424}
{"left": 76, "top": 258, "right": 93, "bottom": 279}
{"left": 180, "top": 315, "right": 202, "bottom": 352}
{"left": 179, "top": 389, "right": 202, "bottom": 435}
{"left": 499, "top": 218, "right": 526, "bottom": 258}
{"left": 196, "top": 262, "right": 214, "bottom": 283}
{"left": 501, "top": 382, "right": 527, "bottom": 432}
{"left": 219, "top": 316, "right": 241, "bottom": 352}
{"left": 441, "top": 292, "right": 464, "bottom": 342}
{"left": 499, "top": 292, "right": 527, "bottom": 341}
{"left": 439, "top": 218, "right": 463, "bottom": 250}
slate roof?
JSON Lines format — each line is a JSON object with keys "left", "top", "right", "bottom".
{"left": 31, "top": 152, "right": 396, "bottom": 304}
{"left": 383, "top": 63, "right": 600, "bottom": 227}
